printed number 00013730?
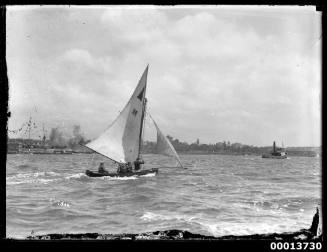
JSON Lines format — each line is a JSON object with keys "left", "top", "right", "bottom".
{"left": 270, "top": 242, "right": 322, "bottom": 250}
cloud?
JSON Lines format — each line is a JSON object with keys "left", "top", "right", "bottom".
{"left": 6, "top": 6, "right": 321, "bottom": 146}
{"left": 62, "top": 48, "right": 95, "bottom": 67}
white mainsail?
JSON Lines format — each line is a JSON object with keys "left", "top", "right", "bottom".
{"left": 86, "top": 66, "right": 148, "bottom": 163}
{"left": 148, "top": 114, "right": 184, "bottom": 168}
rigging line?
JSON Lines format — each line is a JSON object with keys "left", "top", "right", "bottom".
{"left": 139, "top": 98, "right": 147, "bottom": 157}
{"left": 96, "top": 66, "right": 149, "bottom": 134}
{"left": 88, "top": 152, "right": 95, "bottom": 168}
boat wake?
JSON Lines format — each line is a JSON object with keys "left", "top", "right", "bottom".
{"left": 88, "top": 172, "right": 157, "bottom": 181}
{"left": 6, "top": 172, "right": 62, "bottom": 185}
{"left": 102, "top": 176, "right": 138, "bottom": 181}
{"left": 6, "top": 172, "right": 91, "bottom": 185}
{"left": 6, "top": 179, "right": 58, "bottom": 185}
{"left": 65, "top": 173, "right": 89, "bottom": 181}
{"left": 139, "top": 173, "right": 156, "bottom": 177}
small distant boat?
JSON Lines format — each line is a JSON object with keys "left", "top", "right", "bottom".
{"left": 262, "top": 141, "right": 287, "bottom": 159}
{"left": 84, "top": 65, "right": 183, "bottom": 177}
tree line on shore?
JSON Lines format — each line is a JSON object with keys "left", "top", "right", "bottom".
{"left": 141, "top": 136, "right": 319, "bottom": 157}
{"left": 9, "top": 127, "right": 319, "bottom": 157}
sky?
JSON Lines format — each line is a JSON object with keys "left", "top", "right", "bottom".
{"left": 6, "top": 5, "right": 321, "bottom": 147}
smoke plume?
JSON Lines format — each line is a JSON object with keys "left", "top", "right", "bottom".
{"left": 49, "top": 125, "right": 86, "bottom": 147}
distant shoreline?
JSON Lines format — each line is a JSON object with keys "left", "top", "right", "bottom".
{"left": 146, "top": 150, "right": 319, "bottom": 157}
{"left": 178, "top": 152, "right": 318, "bottom": 157}
{"left": 7, "top": 151, "right": 319, "bottom": 158}
{"left": 8, "top": 138, "right": 320, "bottom": 158}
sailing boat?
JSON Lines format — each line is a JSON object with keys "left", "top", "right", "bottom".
{"left": 85, "top": 65, "right": 183, "bottom": 177}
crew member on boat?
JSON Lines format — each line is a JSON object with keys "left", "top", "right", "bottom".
{"left": 117, "top": 163, "right": 125, "bottom": 174}
{"left": 127, "top": 162, "right": 133, "bottom": 173}
{"left": 134, "top": 157, "right": 144, "bottom": 171}
{"left": 116, "top": 162, "right": 133, "bottom": 174}
{"left": 98, "top": 162, "right": 107, "bottom": 174}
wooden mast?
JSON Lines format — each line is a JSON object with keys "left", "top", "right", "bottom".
{"left": 273, "top": 141, "right": 276, "bottom": 153}
{"left": 137, "top": 65, "right": 148, "bottom": 160}
{"left": 138, "top": 97, "right": 147, "bottom": 160}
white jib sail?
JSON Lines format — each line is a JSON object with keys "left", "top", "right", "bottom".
{"left": 148, "top": 114, "right": 184, "bottom": 168}
{"left": 86, "top": 66, "right": 148, "bottom": 163}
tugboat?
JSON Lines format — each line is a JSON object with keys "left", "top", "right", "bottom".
{"left": 262, "top": 141, "right": 287, "bottom": 159}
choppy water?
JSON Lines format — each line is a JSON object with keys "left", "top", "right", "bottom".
{"left": 6, "top": 153, "right": 321, "bottom": 239}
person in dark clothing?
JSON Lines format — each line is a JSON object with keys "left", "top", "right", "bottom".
{"left": 127, "top": 162, "right": 133, "bottom": 173}
{"left": 117, "top": 163, "right": 127, "bottom": 174}
{"left": 98, "top": 162, "right": 107, "bottom": 173}
{"left": 134, "top": 157, "right": 144, "bottom": 171}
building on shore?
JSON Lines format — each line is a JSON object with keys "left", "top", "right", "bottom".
{"left": 7, "top": 138, "right": 93, "bottom": 154}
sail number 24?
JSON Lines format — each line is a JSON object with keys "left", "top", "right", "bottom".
{"left": 270, "top": 242, "right": 322, "bottom": 250}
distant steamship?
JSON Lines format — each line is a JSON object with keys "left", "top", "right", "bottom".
{"left": 262, "top": 141, "right": 287, "bottom": 159}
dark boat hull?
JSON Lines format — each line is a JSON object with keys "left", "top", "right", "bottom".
{"left": 262, "top": 154, "right": 287, "bottom": 159}
{"left": 85, "top": 168, "right": 159, "bottom": 177}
